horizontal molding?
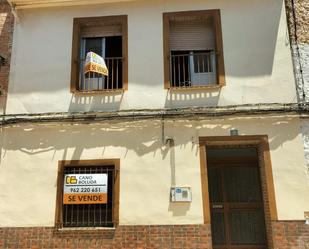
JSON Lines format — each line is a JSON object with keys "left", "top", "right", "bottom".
{"left": 8, "top": 0, "right": 135, "bottom": 9}
{"left": 1, "top": 103, "right": 309, "bottom": 127}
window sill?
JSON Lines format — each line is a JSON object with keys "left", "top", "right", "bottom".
{"left": 56, "top": 227, "right": 116, "bottom": 232}
{"left": 168, "top": 84, "right": 222, "bottom": 91}
{"left": 54, "top": 226, "right": 117, "bottom": 236}
{"left": 72, "top": 89, "right": 125, "bottom": 95}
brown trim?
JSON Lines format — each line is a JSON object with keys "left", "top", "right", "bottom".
{"left": 163, "top": 9, "right": 225, "bottom": 89}
{"left": 121, "top": 16, "right": 128, "bottom": 90}
{"left": 163, "top": 13, "right": 170, "bottom": 89}
{"left": 70, "top": 18, "right": 81, "bottom": 93}
{"left": 55, "top": 159, "right": 120, "bottom": 229}
{"left": 199, "top": 135, "right": 278, "bottom": 224}
{"left": 260, "top": 136, "right": 277, "bottom": 221}
{"left": 199, "top": 145, "right": 211, "bottom": 223}
{"left": 213, "top": 10, "right": 225, "bottom": 86}
{"left": 70, "top": 15, "right": 128, "bottom": 93}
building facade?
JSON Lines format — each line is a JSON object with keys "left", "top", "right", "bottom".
{"left": 0, "top": 0, "right": 309, "bottom": 248}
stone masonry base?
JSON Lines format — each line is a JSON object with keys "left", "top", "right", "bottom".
{"left": 0, "top": 222, "right": 308, "bottom": 249}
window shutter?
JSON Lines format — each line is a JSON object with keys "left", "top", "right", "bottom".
{"left": 169, "top": 19, "right": 215, "bottom": 51}
{"left": 81, "top": 24, "right": 122, "bottom": 38}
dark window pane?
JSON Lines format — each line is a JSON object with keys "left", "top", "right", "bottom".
{"left": 224, "top": 166, "right": 262, "bottom": 203}
{"left": 105, "top": 36, "right": 123, "bottom": 89}
{"left": 229, "top": 210, "right": 267, "bottom": 245}
{"left": 207, "top": 147, "right": 257, "bottom": 158}
{"left": 208, "top": 167, "right": 223, "bottom": 203}
{"left": 211, "top": 212, "right": 226, "bottom": 245}
{"left": 105, "top": 36, "right": 122, "bottom": 57}
{"left": 84, "top": 37, "right": 102, "bottom": 57}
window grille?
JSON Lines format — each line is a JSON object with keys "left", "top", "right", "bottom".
{"left": 170, "top": 51, "right": 217, "bottom": 87}
{"left": 61, "top": 165, "right": 116, "bottom": 228}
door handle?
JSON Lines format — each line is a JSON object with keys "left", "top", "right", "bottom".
{"left": 212, "top": 204, "right": 224, "bottom": 209}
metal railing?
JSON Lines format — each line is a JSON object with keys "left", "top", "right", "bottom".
{"left": 79, "top": 57, "right": 123, "bottom": 92}
{"left": 170, "top": 51, "right": 217, "bottom": 88}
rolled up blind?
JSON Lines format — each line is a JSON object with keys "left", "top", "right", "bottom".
{"left": 81, "top": 24, "right": 122, "bottom": 38}
{"left": 169, "top": 19, "right": 215, "bottom": 51}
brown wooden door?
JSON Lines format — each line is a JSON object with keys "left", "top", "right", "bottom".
{"left": 207, "top": 147, "right": 267, "bottom": 249}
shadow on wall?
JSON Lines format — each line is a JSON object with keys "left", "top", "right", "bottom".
{"left": 0, "top": 117, "right": 299, "bottom": 160}
{"left": 68, "top": 92, "right": 124, "bottom": 112}
{"left": 0, "top": 116, "right": 300, "bottom": 217}
{"left": 222, "top": 0, "right": 283, "bottom": 78}
{"left": 167, "top": 141, "right": 192, "bottom": 216}
{"left": 165, "top": 88, "right": 221, "bottom": 109}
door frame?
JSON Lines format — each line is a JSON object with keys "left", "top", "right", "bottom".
{"left": 199, "top": 135, "right": 278, "bottom": 248}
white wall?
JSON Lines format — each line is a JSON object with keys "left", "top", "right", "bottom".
{"left": 0, "top": 116, "right": 308, "bottom": 227}
{"left": 6, "top": 0, "right": 297, "bottom": 114}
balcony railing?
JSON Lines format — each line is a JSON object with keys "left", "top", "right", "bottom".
{"left": 170, "top": 51, "right": 217, "bottom": 88}
{"left": 78, "top": 57, "right": 123, "bottom": 92}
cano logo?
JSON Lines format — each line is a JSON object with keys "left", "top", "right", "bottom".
{"left": 66, "top": 176, "right": 77, "bottom": 184}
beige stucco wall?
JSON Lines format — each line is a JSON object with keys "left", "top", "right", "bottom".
{"left": 5, "top": 0, "right": 296, "bottom": 114}
{"left": 0, "top": 116, "right": 308, "bottom": 227}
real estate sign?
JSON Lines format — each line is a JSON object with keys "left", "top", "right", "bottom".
{"left": 63, "top": 174, "right": 108, "bottom": 205}
{"left": 84, "top": 51, "right": 109, "bottom": 76}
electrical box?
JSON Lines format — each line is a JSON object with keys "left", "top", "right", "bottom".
{"left": 170, "top": 187, "right": 192, "bottom": 202}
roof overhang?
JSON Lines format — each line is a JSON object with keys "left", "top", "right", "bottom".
{"left": 7, "top": 0, "right": 137, "bottom": 9}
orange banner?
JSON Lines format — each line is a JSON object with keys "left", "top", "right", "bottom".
{"left": 63, "top": 193, "right": 107, "bottom": 205}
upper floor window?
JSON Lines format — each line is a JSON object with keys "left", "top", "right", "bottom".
{"left": 163, "top": 10, "right": 225, "bottom": 89}
{"left": 70, "top": 15, "right": 128, "bottom": 93}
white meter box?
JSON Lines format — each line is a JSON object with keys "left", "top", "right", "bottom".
{"left": 170, "top": 187, "right": 192, "bottom": 202}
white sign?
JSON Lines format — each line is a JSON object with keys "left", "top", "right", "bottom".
{"left": 63, "top": 174, "right": 108, "bottom": 205}
{"left": 84, "top": 52, "right": 108, "bottom": 76}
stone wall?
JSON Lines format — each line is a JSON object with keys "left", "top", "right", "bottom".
{"left": 285, "top": 0, "right": 309, "bottom": 102}
{"left": 0, "top": 0, "right": 13, "bottom": 113}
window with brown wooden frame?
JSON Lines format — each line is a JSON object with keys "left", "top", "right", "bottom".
{"left": 163, "top": 10, "right": 225, "bottom": 89}
{"left": 55, "top": 160, "right": 120, "bottom": 229}
{"left": 70, "top": 16, "right": 128, "bottom": 93}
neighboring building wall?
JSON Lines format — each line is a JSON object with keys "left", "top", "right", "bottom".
{"left": 0, "top": 0, "right": 13, "bottom": 114}
{"left": 285, "top": 0, "right": 309, "bottom": 102}
{"left": 285, "top": 0, "right": 309, "bottom": 180}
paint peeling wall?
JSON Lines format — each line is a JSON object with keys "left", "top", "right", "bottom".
{"left": 0, "top": 116, "right": 309, "bottom": 227}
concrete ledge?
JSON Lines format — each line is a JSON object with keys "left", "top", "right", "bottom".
{"left": 1, "top": 103, "right": 309, "bottom": 127}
